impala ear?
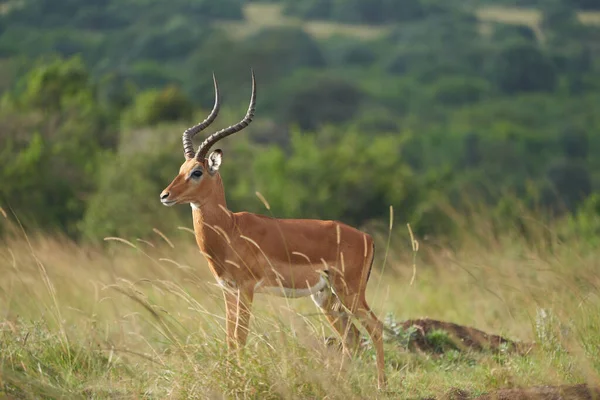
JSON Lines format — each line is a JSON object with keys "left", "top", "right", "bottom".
{"left": 208, "top": 149, "right": 223, "bottom": 175}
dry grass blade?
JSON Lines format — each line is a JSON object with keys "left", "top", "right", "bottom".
{"left": 407, "top": 223, "right": 419, "bottom": 286}
{"left": 152, "top": 228, "right": 175, "bottom": 248}
{"left": 104, "top": 237, "right": 137, "bottom": 248}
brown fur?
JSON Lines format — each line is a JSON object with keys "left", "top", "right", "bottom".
{"left": 161, "top": 154, "right": 387, "bottom": 388}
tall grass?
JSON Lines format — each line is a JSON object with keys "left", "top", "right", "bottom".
{"left": 1, "top": 207, "right": 599, "bottom": 399}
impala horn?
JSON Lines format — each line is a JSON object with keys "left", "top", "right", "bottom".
{"left": 182, "top": 73, "right": 220, "bottom": 159}
{"left": 195, "top": 69, "right": 256, "bottom": 161}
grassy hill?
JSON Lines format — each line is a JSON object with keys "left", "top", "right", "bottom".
{"left": 218, "top": 2, "right": 600, "bottom": 40}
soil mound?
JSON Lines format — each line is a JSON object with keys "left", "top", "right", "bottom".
{"left": 395, "top": 318, "right": 534, "bottom": 354}
{"left": 439, "top": 383, "right": 600, "bottom": 400}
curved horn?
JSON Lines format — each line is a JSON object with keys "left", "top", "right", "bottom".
{"left": 195, "top": 69, "right": 256, "bottom": 161}
{"left": 182, "top": 73, "right": 220, "bottom": 159}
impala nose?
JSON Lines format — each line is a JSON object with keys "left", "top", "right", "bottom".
{"left": 160, "top": 191, "right": 176, "bottom": 206}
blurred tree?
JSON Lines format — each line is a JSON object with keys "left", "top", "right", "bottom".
{"left": 559, "top": 126, "right": 588, "bottom": 159}
{"left": 543, "top": 160, "right": 592, "bottom": 213}
{"left": 491, "top": 23, "right": 537, "bottom": 43}
{"left": 284, "top": 0, "right": 427, "bottom": 23}
{"left": 283, "top": 0, "right": 333, "bottom": 19}
{"left": 425, "top": 76, "right": 492, "bottom": 106}
{"left": 0, "top": 56, "right": 117, "bottom": 235}
{"left": 80, "top": 149, "right": 189, "bottom": 241}
{"left": 385, "top": 10, "right": 485, "bottom": 78}
{"left": 188, "top": 27, "right": 325, "bottom": 105}
{"left": 490, "top": 40, "right": 558, "bottom": 94}
{"left": 15, "top": 55, "right": 92, "bottom": 112}
{"left": 541, "top": 0, "right": 579, "bottom": 33}
{"left": 123, "top": 85, "right": 193, "bottom": 128}
{"left": 572, "top": 0, "right": 600, "bottom": 9}
{"left": 322, "top": 36, "right": 379, "bottom": 67}
{"left": 462, "top": 132, "right": 482, "bottom": 168}
{"left": 269, "top": 72, "right": 364, "bottom": 130}
{"left": 227, "top": 126, "right": 424, "bottom": 228}
{"left": 241, "top": 27, "right": 325, "bottom": 78}
{"left": 127, "top": 61, "right": 179, "bottom": 89}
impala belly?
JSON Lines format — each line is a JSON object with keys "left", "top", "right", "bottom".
{"left": 253, "top": 272, "right": 329, "bottom": 298}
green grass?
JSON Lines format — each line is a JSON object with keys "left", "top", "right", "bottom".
{"left": 218, "top": 3, "right": 600, "bottom": 41}
{"left": 1, "top": 209, "right": 600, "bottom": 399}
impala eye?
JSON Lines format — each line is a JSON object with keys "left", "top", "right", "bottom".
{"left": 191, "top": 170, "right": 203, "bottom": 179}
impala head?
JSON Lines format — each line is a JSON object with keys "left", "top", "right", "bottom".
{"left": 160, "top": 70, "right": 256, "bottom": 207}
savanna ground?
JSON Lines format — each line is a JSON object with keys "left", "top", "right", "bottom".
{"left": 1, "top": 205, "right": 600, "bottom": 399}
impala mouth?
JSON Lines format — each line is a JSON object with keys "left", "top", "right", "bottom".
{"left": 161, "top": 199, "right": 177, "bottom": 207}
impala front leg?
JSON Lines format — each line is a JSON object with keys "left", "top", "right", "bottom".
{"left": 223, "top": 286, "right": 254, "bottom": 351}
{"left": 234, "top": 286, "right": 254, "bottom": 348}
{"left": 223, "top": 289, "right": 238, "bottom": 351}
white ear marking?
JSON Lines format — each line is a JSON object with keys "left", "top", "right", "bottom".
{"left": 208, "top": 149, "right": 222, "bottom": 175}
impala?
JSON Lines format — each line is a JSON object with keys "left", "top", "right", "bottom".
{"left": 160, "top": 71, "right": 386, "bottom": 388}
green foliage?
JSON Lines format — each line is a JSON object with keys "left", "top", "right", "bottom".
{"left": 123, "top": 86, "right": 193, "bottom": 128}
{"left": 384, "top": 10, "right": 484, "bottom": 79}
{"left": 490, "top": 40, "right": 558, "bottom": 94}
{"left": 560, "top": 193, "right": 600, "bottom": 245}
{"left": 15, "top": 56, "right": 92, "bottom": 112}
{"left": 490, "top": 23, "right": 537, "bottom": 43}
{"left": 240, "top": 26, "right": 326, "bottom": 80}
{"left": 474, "top": 0, "right": 600, "bottom": 9}
{"left": 0, "top": 56, "right": 116, "bottom": 235}
{"left": 224, "top": 127, "right": 425, "bottom": 228}
{"left": 0, "top": 0, "right": 599, "bottom": 243}
{"left": 541, "top": 1, "right": 580, "bottom": 33}
{"left": 268, "top": 71, "right": 364, "bottom": 130}
{"left": 283, "top": 0, "right": 429, "bottom": 24}
{"left": 282, "top": 0, "right": 333, "bottom": 19}
{"left": 5, "top": 0, "right": 243, "bottom": 30}
{"left": 79, "top": 149, "right": 189, "bottom": 241}
{"left": 543, "top": 159, "right": 592, "bottom": 213}
{"left": 424, "top": 76, "right": 492, "bottom": 106}
{"left": 321, "top": 36, "right": 379, "bottom": 67}
{"left": 425, "top": 329, "right": 459, "bottom": 354}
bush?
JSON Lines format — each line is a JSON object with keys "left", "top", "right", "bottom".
{"left": 269, "top": 72, "right": 364, "bottom": 130}
{"left": 123, "top": 86, "right": 193, "bottom": 128}
{"left": 0, "top": 56, "right": 117, "bottom": 235}
{"left": 225, "top": 126, "right": 424, "bottom": 228}
{"left": 490, "top": 41, "right": 558, "bottom": 94}
{"left": 283, "top": 0, "right": 427, "bottom": 24}
{"left": 425, "top": 76, "right": 492, "bottom": 106}
{"left": 80, "top": 146, "right": 189, "bottom": 241}
{"left": 543, "top": 159, "right": 592, "bottom": 213}
{"left": 491, "top": 23, "right": 537, "bottom": 43}
{"left": 282, "top": 0, "right": 332, "bottom": 19}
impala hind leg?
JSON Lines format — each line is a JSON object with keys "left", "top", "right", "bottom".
{"left": 311, "top": 288, "right": 362, "bottom": 356}
{"left": 223, "top": 287, "right": 254, "bottom": 351}
{"left": 334, "top": 288, "right": 387, "bottom": 389}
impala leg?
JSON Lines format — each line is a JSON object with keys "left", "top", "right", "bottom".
{"left": 339, "top": 292, "right": 387, "bottom": 390}
{"left": 223, "top": 286, "right": 254, "bottom": 365}
{"left": 311, "top": 289, "right": 361, "bottom": 356}
{"left": 234, "top": 287, "right": 254, "bottom": 348}
{"left": 223, "top": 287, "right": 254, "bottom": 348}
{"left": 223, "top": 289, "right": 239, "bottom": 351}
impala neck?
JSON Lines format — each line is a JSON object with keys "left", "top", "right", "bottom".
{"left": 190, "top": 174, "right": 234, "bottom": 258}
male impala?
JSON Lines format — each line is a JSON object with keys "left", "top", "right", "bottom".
{"left": 160, "top": 71, "right": 386, "bottom": 388}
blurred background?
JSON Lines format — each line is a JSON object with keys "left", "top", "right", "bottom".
{"left": 0, "top": 0, "right": 599, "bottom": 245}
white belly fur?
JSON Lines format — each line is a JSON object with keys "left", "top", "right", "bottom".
{"left": 254, "top": 275, "right": 329, "bottom": 298}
